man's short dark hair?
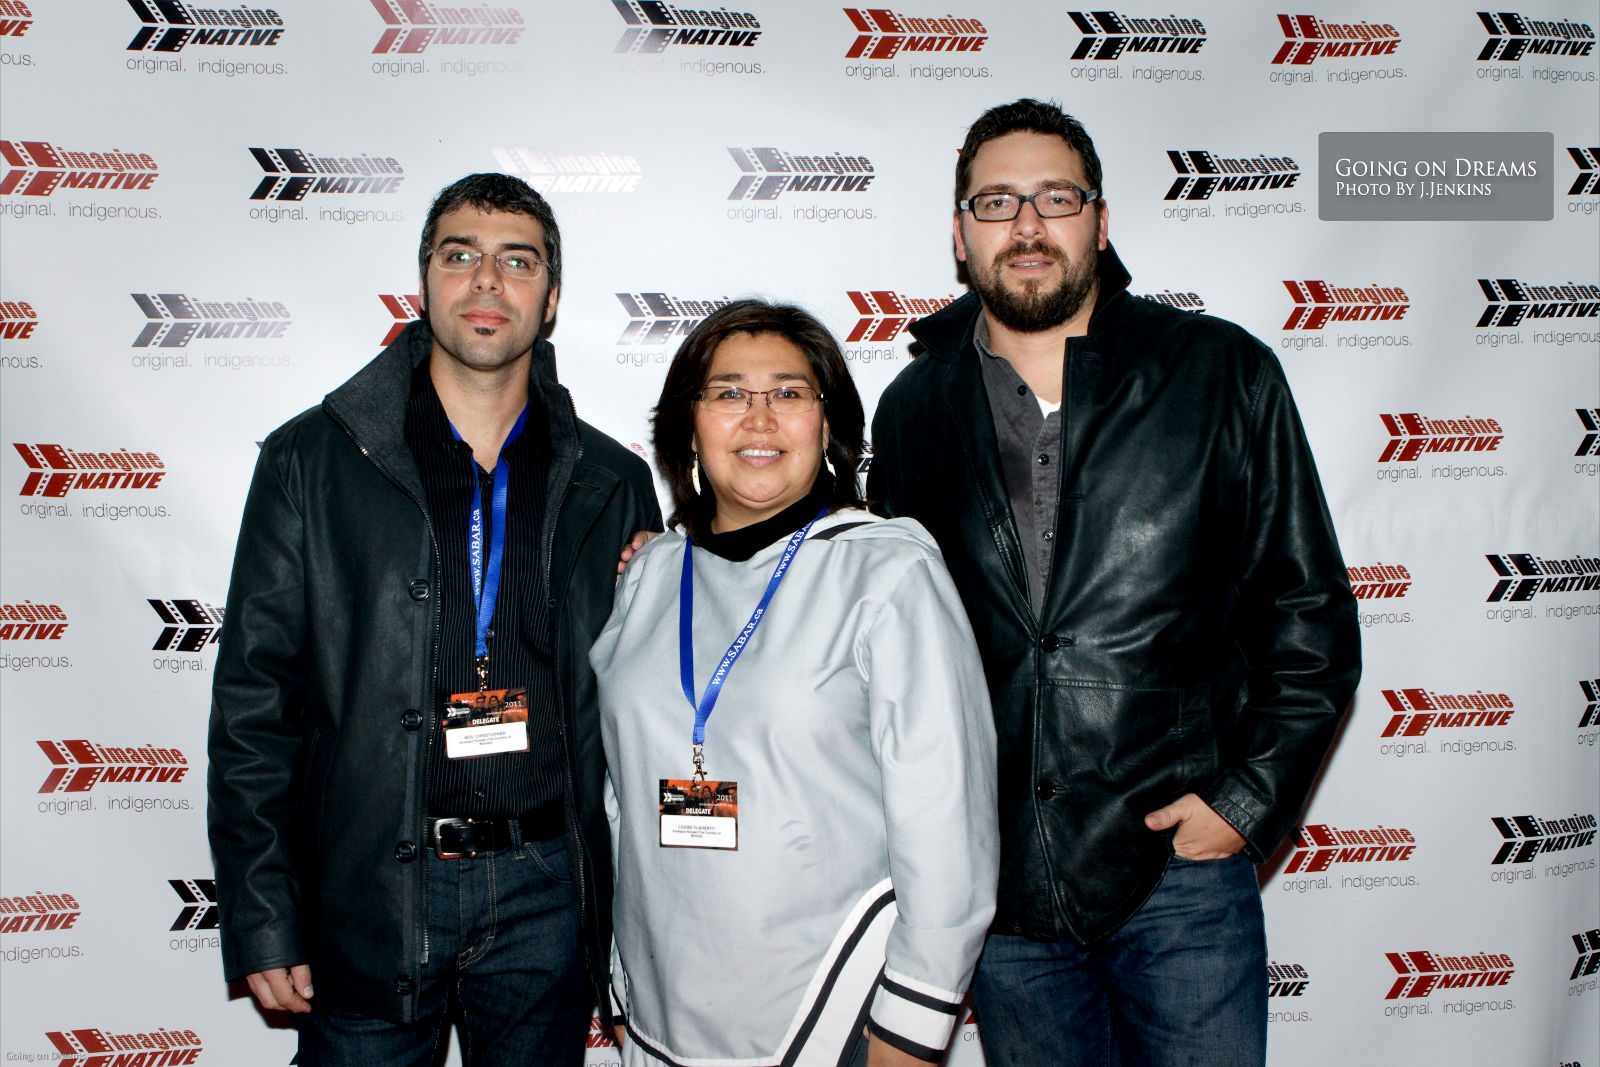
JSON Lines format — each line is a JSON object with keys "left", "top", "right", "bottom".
{"left": 652, "top": 299, "right": 867, "bottom": 540}
{"left": 954, "top": 99, "right": 1104, "bottom": 211}
{"left": 418, "top": 173, "right": 562, "bottom": 289}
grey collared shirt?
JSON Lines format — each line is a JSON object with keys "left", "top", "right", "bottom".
{"left": 975, "top": 316, "right": 1061, "bottom": 616}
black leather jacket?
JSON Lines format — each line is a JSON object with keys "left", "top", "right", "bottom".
{"left": 868, "top": 246, "right": 1359, "bottom": 944}
{"left": 208, "top": 321, "right": 661, "bottom": 1021}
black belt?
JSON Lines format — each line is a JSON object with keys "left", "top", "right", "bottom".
{"left": 428, "top": 799, "right": 564, "bottom": 859}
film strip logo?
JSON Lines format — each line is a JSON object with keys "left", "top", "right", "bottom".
{"left": 1477, "top": 278, "right": 1600, "bottom": 327}
{"left": 1068, "top": 11, "right": 1204, "bottom": 59}
{"left": 1384, "top": 951, "right": 1513, "bottom": 999}
{"left": 169, "top": 879, "right": 218, "bottom": 931}
{"left": 1477, "top": 12, "right": 1596, "bottom": 60}
{"left": 1378, "top": 688, "right": 1514, "bottom": 736}
{"left": 131, "top": 293, "right": 290, "bottom": 347}
{"left": 1283, "top": 824, "right": 1416, "bottom": 873}
{"left": 1282, "top": 280, "right": 1409, "bottom": 330}
{"left": 845, "top": 291, "right": 956, "bottom": 343}
{"left": 125, "top": 0, "right": 284, "bottom": 51}
{"left": 378, "top": 294, "right": 422, "bottom": 347}
{"left": 248, "top": 147, "right": 405, "bottom": 201}
{"left": 1570, "top": 147, "right": 1600, "bottom": 195}
{"left": 1580, "top": 680, "right": 1600, "bottom": 729}
{"left": 0, "top": 140, "right": 159, "bottom": 197}
{"left": 13, "top": 444, "right": 167, "bottom": 498}
{"left": 726, "top": 147, "right": 876, "bottom": 200}
{"left": 1485, "top": 553, "right": 1600, "bottom": 601}
{"left": 1573, "top": 929, "right": 1600, "bottom": 981}
{"left": 1163, "top": 150, "right": 1300, "bottom": 200}
{"left": 45, "top": 1029, "right": 202, "bottom": 1066}
{"left": 149, "top": 599, "right": 223, "bottom": 653}
{"left": 36, "top": 740, "right": 189, "bottom": 793}
{"left": 1270, "top": 14, "right": 1400, "bottom": 64}
{"left": 370, "top": 0, "right": 525, "bottom": 54}
{"left": 612, "top": 1, "right": 763, "bottom": 54}
{"left": 615, "top": 293, "right": 731, "bottom": 345}
{"left": 1490, "top": 813, "right": 1598, "bottom": 862}
{"left": 842, "top": 8, "right": 987, "bottom": 59}
{"left": 1576, "top": 409, "right": 1600, "bottom": 457}
{"left": 488, "top": 147, "right": 642, "bottom": 193}
{"left": 1377, "top": 413, "right": 1502, "bottom": 463}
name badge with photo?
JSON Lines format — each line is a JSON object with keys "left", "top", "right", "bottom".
{"left": 659, "top": 778, "right": 739, "bottom": 850}
{"left": 443, "top": 687, "right": 529, "bottom": 759}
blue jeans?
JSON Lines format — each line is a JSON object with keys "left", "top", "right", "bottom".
{"left": 299, "top": 834, "right": 589, "bottom": 1067}
{"left": 972, "top": 854, "right": 1266, "bottom": 1067}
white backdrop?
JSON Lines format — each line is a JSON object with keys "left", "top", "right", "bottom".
{"left": 1, "top": 1, "right": 1597, "bottom": 1064}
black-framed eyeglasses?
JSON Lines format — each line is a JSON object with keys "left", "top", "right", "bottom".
{"left": 427, "top": 246, "right": 546, "bottom": 279}
{"left": 959, "top": 186, "right": 1100, "bottom": 222}
{"left": 696, "top": 385, "right": 824, "bottom": 414}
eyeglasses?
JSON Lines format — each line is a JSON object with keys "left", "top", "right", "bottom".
{"left": 427, "top": 246, "right": 546, "bottom": 279}
{"left": 959, "top": 186, "right": 1100, "bottom": 222}
{"left": 696, "top": 385, "right": 824, "bottom": 414}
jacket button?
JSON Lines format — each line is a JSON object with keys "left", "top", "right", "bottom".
{"left": 394, "top": 974, "right": 415, "bottom": 994}
{"left": 400, "top": 709, "right": 423, "bottom": 731}
{"left": 408, "top": 579, "right": 430, "bottom": 601}
{"left": 1035, "top": 779, "right": 1057, "bottom": 800}
{"left": 1040, "top": 633, "right": 1060, "bottom": 652}
{"left": 394, "top": 841, "right": 417, "bottom": 862}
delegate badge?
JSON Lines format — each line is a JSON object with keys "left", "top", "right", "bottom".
{"left": 443, "top": 687, "right": 529, "bottom": 759}
{"left": 659, "top": 778, "right": 739, "bottom": 850}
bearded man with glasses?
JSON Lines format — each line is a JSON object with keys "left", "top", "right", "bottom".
{"left": 868, "top": 100, "right": 1360, "bottom": 1066}
{"left": 209, "top": 173, "right": 660, "bottom": 1065}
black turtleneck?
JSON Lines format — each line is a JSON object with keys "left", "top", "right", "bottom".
{"left": 695, "top": 482, "right": 830, "bottom": 562}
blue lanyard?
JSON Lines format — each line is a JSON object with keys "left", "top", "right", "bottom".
{"left": 450, "top": 406, "right": 528, "bottom": 688}
{"left": 679, "top": 507, "right": 827, "bottom": 750}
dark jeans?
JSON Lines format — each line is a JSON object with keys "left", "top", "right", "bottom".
{"left": 299, "top": 834, "right": 589, "bottom": 1067}
{"left": 972, "top": 854, "right": 1267, "bottom": 1067}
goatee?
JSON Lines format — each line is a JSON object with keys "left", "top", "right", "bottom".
{"left": 970, "top": 241, "right": 1098, "bottom": 333}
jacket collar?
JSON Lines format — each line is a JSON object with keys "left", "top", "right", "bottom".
{"left": 321, "top": 320, "right": 574, "bottom": 497}
{"left": 908, "top": 240, "right": 1134, "bottom": 358}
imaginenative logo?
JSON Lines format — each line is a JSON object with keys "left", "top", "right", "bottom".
{"left": 1574, "top": 409, "right": 1599, "bottom": 457}
{"left": 370, "top": 0, "right": 525, "bottom": 54}
{"left": 169, "top": 879, "right": 218, "bottom": 931}
{"left": 489, "top": 147, "right": 642, "bottom": 193}
{"left": 1, "top": 299, "right": 37, "bottom": 339}
{"left": 1385, "top": 951, "right": 1512, "bottom": 999}
{"left": 846, "top": 291, "right": 956, "bottom": 343}
{"left": 45, "top": 1028, "right": 202, "bottom": 1066}
{"left": 1477, "top": 12, "right": 1595, "bottom": 60}
{"left": 1164, "top": 151, "right": 1298, "bottom": 200}
{"left": 149, "top": 599, "right": 224, "bottom": 653}
{"left": 1347, "top": 562, "right": 1410, "bottom": 598}
{"left": 1377, "top": 414, "right": 1501, "bottom": 463}
{"left": 1379, "top": 688, "right": 1514, "bottom": 736}
{"left": 13, "top": 444, "right": 166, "bottom": 498}
{"left": 1477, "top": 279, "right": 1600, "bottom": 326}
{"left": 1572, "top": 929, "right": 1600, "bottom": 980}
{"left": 1271, "top": 14, "right": 1400, "bottom": 64}
{"left": 0, "top": 891, "right": 79, "bottom": 933}
{"left": 248, "top": 147, "right": 404, "bottom": 201}
{"left": 131, "top": 294, "right": 290, "bottom": 347}
{"left": 1267, "top": 961, "right": 1309, "bottom": 996}
{"left": 1485, "top": 553, "right": 1600, "bottom": 601}
{"left": 1284, "top": 824, "right": 1415, "bottom": 872}
{"left": 1490, "top": 813, "right": 1596, "bottom": 863}
{"left": 0, "top": 1, "right": 32, "bottom": 37}
{"left": 611, "top": 1, "right": 762, "bottom": 54}
{"left": 1571, "top": 148, "right": 1600, "bottom": 195}
{"left": 36, "top": 740, "right": 189, "bottom": 793}
{"left": 1137, "top": 289, "right": 1206, "bottom": 312}
{"left": 616, "top": 293, "right": 733, "bottom": 345}
{"left": 0, "top": 140, "right": 158, "bottom": 196}
{"left": 727, "top": 147, "right": 875, "bottom": 200}
{"left": 1580, "top": 679, "right": 1599, "bottom": 729}
{"left": 379, "top": 294, "right": 422, "bottom": 346}
{"left": 125, "top": 0, "right": 283, "bottom": 52}
{"left": 1069, "top": 11, "right": 1203, "bottom": 59}
{"left": 0, "top": 601, "right": 67, "bottom": 640}
{"left": 842, "top": 8, "right": 986, "bottom": 59}
{"left": 1282, "top": 280, "right": 1408, "bottom": 329}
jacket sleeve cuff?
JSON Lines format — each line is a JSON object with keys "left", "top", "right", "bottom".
{"left": 1205, "top": 775, "right": 1273, "bottom": 860}
{"left": 866, "top": 969, "right": 963, "bottom": 1062}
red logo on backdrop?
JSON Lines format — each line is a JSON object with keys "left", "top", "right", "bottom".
{"left": 13, "top": 444, "right": 166, "bottom": 497}
{"left": 1282, "top": 280, "right": 1408, "bottom": 329}
{"left": 1271, "top": 14, "right": 1400, "bottom": 63}
{"left": 371, "top": 0, "right": 525, "bottom": 53}
{"left": 379, "top": 294, "right": 422, "bottom": 346}
{"left": 1346, "top": 562, "right": 1410, "bottom": 599}
{"left": 842, "top": 8, "right": 987, "bottom": 58}
{"left": 1, "top": 300, "right": 37, "bottom": 339}
{"left": 0, "top": 601, "right": 66, "bottom": 640}
{"left": 45, "top": 1028, "right": 202, "bottom": 1066}
{"left": 0, "top": 141, "right": 158, "bottom": 196}
{"left": 845, "top": 291, "right": 956, "bottom": 343}
{"left": 0, "top": 3, "right": 33, "bottom": 37}
{"left": 0, "top": 891, "right": 79, "bottom": 933}
{"left": 1377, "top": 414, "right": 1502, "bottom": 462}
{"left": 1385, "top": 951, "right": 1512, "bottom": 998}
{"left": 37, "top": 741, "right": 189, "bottom": 793}
{"left": 586, "top": 1016, "right": 617, "bottom": 1048}
{"left": 1379, "top": 688, "right": 1514, "bottom": 735}
{"left": 1284, "top": 824, "right": 1415, "bottom": 872}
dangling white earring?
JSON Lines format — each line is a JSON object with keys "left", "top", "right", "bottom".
{"left": 823, "top": 450, "right": 837, "bottom": 478}
{"left": 691, "top": 454, "right": 702, "bottom": 494}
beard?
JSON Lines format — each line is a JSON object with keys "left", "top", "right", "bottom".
{"left": 967, "top": 239, "right": 1098, "bottom": 334}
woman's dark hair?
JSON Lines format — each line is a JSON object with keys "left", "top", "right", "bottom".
{"left": 651, "top": 299, "right": 866, "bottom": 538}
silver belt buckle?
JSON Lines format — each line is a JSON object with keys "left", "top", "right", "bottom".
{"left": 431, "top": 816, "right": 476, "bottom": 860}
